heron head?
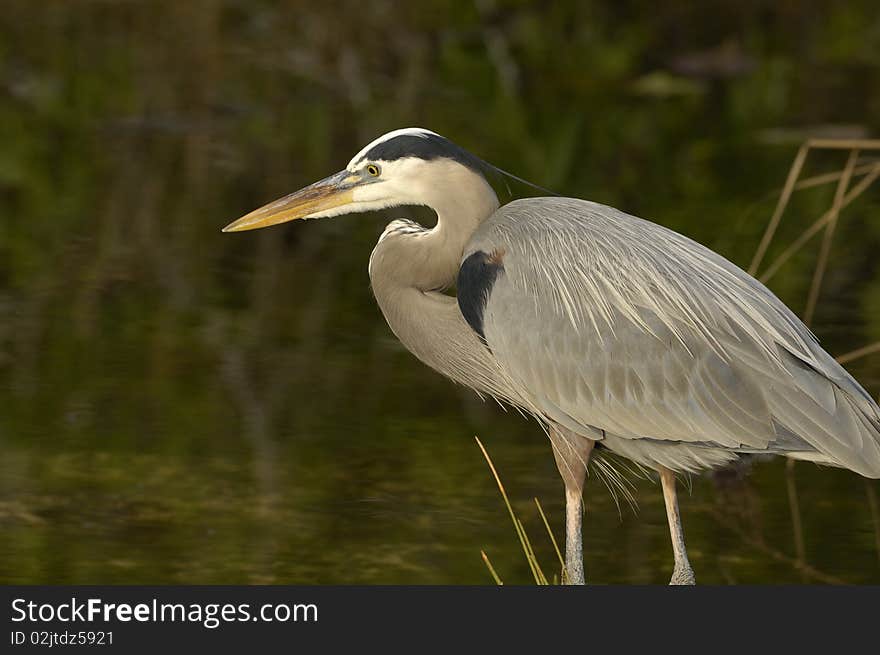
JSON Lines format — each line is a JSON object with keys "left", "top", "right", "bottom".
{"left": 222, "top": 128, "right": 496, "bottom": 233}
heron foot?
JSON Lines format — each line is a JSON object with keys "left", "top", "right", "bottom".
{"left": 669, "top": 565, "right": 695, "bottom": 585}
{"left": 564, "top": 561, "right": 586, "bottom": 585}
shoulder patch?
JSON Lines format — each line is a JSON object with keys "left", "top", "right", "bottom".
{"left": 457, "top": 249, "right": 505, "bottom": 342}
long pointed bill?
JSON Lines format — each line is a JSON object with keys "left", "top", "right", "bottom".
{"left": 222, "top": 170, "right": 359, "bottom": 232}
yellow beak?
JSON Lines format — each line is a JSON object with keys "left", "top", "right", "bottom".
{"left": 222, "top": 170, "right": 359, "bottom": 232}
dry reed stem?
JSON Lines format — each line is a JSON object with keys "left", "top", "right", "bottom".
{"left": 750, "top": 139, "right": 880, "bottom": 585}
{"left": 807, "top": 138, "right": 880, "bottom": 150}
{"left": 803, "top": 148, "right": 859, "bottom": 326}
{"left": 481, "top": 550, "right": 504, "bottom": 585}
{"left": 793, "top": 161, "right": 879, "bottom": 191}
{"left": 475, "top": 437, "right": 547, "bottom": 584}
{"left": 865, "top": 482, "right": 880, "bottom": 568}
{"left": 751, "top": 138, "right": 880, "bottom": 277}
{"left": 534, "top": 498, "right": 568, "bottom": 583}
{"left": 517, "top": 517, "right": 548, "bottom": 584}
{"left": 759, "top": 165, "right": 880, "bottom": 283}
{"left": 836, "top": 341, "right": 880, "bottom": 365}
{"left": 749, "top": 142, "right": 809, "bottom": 275}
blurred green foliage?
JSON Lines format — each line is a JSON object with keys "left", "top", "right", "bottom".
{"left": 1, "top": 0, "right": 879, "bottom": 583}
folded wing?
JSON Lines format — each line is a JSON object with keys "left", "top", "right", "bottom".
{"left": 461, "top": 197, "right": 880, "bottom": 477}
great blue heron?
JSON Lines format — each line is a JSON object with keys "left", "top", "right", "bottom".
{"left": 224, "top": 128, "right": 880, "bottom": 584}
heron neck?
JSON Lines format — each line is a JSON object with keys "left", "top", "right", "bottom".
{"left": 369, "top": 272, "right": 517, "bottom": 402}
{"left": 367, "top": 178, "right": 517, "bottom": 401}
{"left": 413, "top": 170, "right": 500, "bottom": 290}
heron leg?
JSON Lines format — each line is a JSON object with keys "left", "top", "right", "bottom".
{"left": 548, "top": 425, "right": 594, "bottom": 585}
{"left": 659, "top": 467, "right": 695, "bottom": 585}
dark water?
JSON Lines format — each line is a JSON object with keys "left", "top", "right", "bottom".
{"left": 2, "top": 2, "right": 880, "bottom": 584}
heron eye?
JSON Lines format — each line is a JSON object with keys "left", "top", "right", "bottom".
{"left": 366, "top": 164, "right": 381, "bottom": 177}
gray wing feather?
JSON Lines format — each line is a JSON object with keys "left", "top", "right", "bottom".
{"left": 465, "top": 197, "right": 880, "bottom": 477}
